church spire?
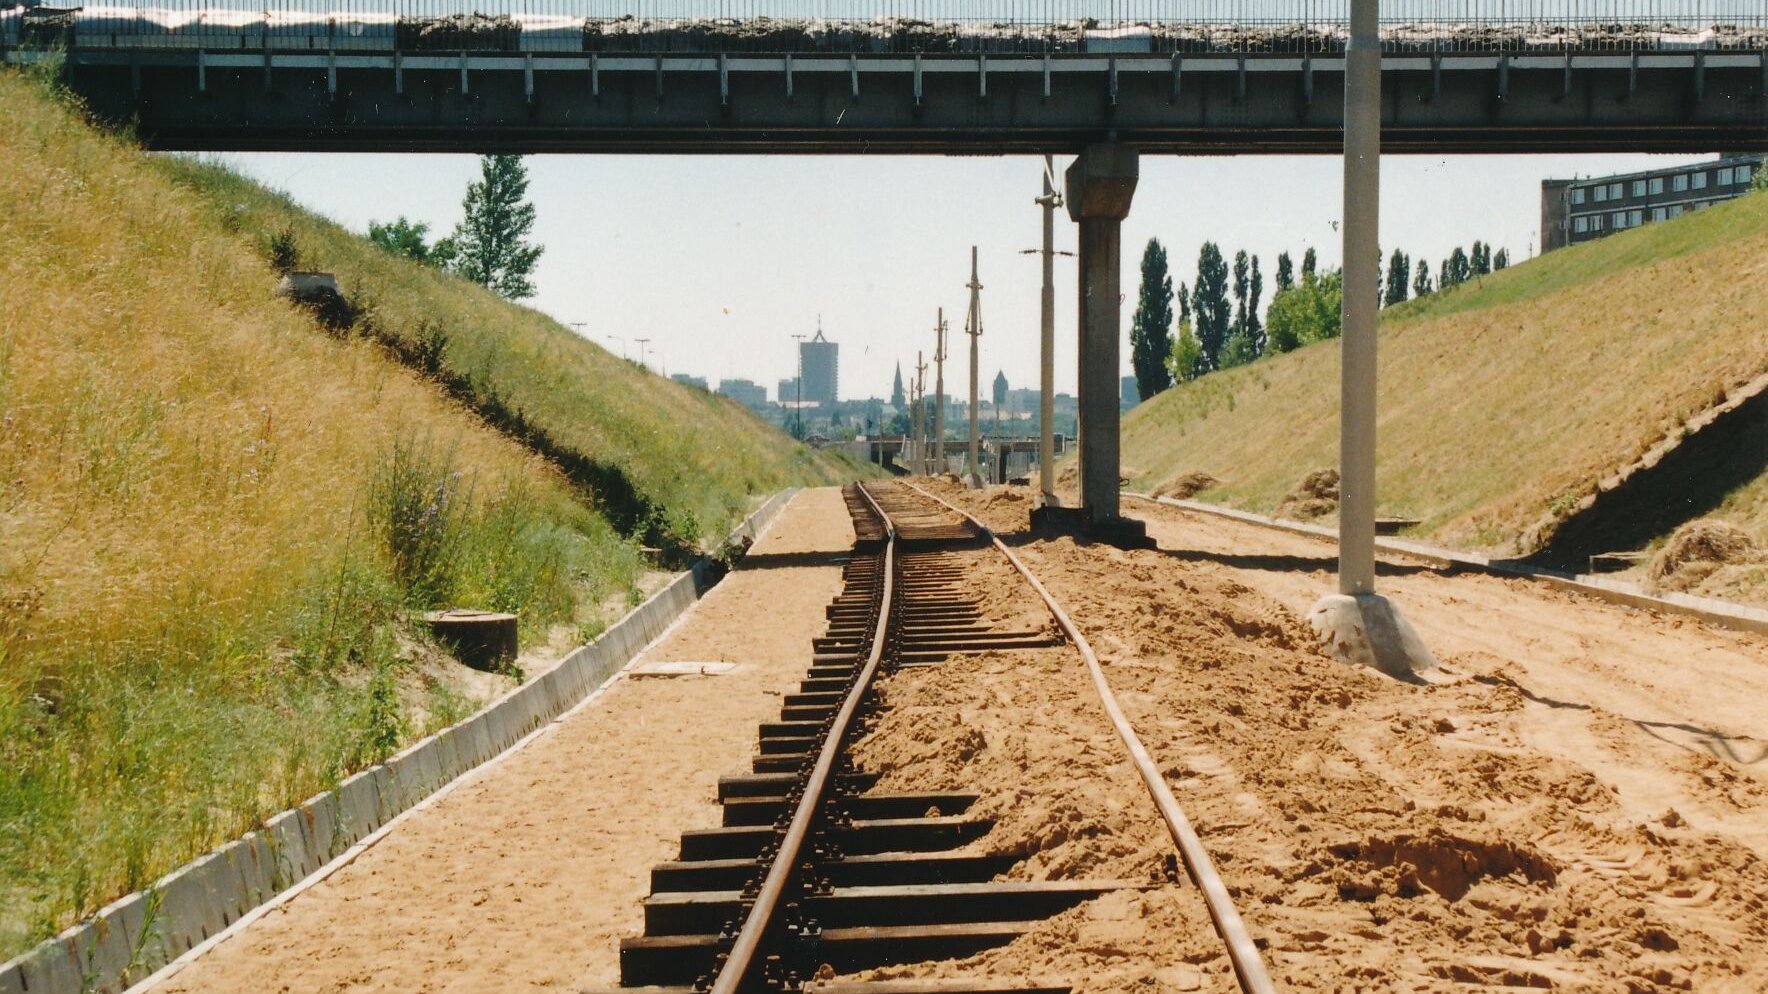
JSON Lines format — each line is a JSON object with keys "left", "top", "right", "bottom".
{"left": 891, "top": 361, "right": 906, "bottom": 409}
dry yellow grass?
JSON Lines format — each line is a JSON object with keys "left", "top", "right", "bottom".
{"left": 1122, "top": 188, "right": 1768, "bottom": 557}
{"left": 0, "top": 71, "right": 586, "bottom": 673}
{"left": 0, "top": 67, "right": 858, "bottom": 959}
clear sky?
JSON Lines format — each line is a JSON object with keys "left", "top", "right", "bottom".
{"left": 210, "top": 149, "right": 1719, "bottom": 402}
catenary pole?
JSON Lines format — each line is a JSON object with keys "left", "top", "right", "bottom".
{"left": 1340, "top": 0, "right": 1381, "bottom": 594}
{"left": 965, "top": 246, "right": 984, "bottom": 488}
{"left": 932, "top": 309, "right": 947, "bottom": 475}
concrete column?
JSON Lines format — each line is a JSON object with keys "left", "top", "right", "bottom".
{"left": 1339, "top": 0, "right": 1380, "bottom": 595}
{"left": 1064, "top": 144, "right": 1138, "bottom": 526}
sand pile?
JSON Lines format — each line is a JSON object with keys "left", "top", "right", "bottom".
{"left": 1153, "top": 471, "right": 1219, "bottom": 501}
{"left": 1277, "top": 468, "right": 1339, "bottom": 520}
{"left": 851, "top": 484, "right": 1768, "bottom": 994}
{"left": 1648, "top": 519, "right": 1763, "bottom": 595}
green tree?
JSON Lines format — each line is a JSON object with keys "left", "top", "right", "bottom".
{"left": 1493, "top": 247, "right": 1510, "bottom": 270}
{"left": 1190, "top": 243, "right": 1232, "bottom": 373}
{"left": 368, "top": 217, "right": 434, "bottom": 263}
{"left": 1264, "top": 268, "right": 1343, "bottom": 353}
{"left": 1130, "top": 238, "right": 1176, "bottom": 402}
{"left": 1247, "top": 255, "right": 1265, "bottom": 356}
{"left": 1231, "top": 250, "right": 1250, "bottom": 347}
{"left": 1442, "top": 246, "right": 1470, "bottom": 290}
{"left": 1167, "top": 317, "right": 1204, "bottom": 384}
{"left": 1275, "top": 252, "right": 1294, "bottom": 293}
{"left": 444, "top": 155, "right": 544, "bottom": 300}
{"left": 1301, "top": 247, "right": 1318, "bottom": 282}
{"left": 1412, "top": 258, "right": 1433, "bottom": 297}
{"left": 1384, "top": 248, "right": 1410, "bottom": 306}
{"left": 1471, "top": 241, "right": 1492, "bottom": 277}
{"left": 1753, "top": 164, "right": 1768, "bottom": 193}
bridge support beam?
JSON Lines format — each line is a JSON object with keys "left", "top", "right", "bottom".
{"left": 1063, "top": 144, "right": 1142, "bottom": 539}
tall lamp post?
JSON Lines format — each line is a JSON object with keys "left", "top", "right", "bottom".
{"left": 634, "top": 337, "right": 651, "bottom": 370}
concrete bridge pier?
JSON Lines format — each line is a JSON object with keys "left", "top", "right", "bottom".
{"left": 1039, "top": 143, "right": 1148, "bottom": 546}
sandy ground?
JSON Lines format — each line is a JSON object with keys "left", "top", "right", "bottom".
{"left": 868, "top": 481, "right": 1768, "bottom": 994}
{"left": 154, "top": 487, "right": 854, "bottom": 994}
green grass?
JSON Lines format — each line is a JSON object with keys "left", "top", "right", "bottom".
{"left": 1121, "top": 188, "right": 1768, "bottom": 556}
{"left": 0, "top": 68, "right": 866, "bottom": 960}
{"left": 155, "top": 156, "right": 869, "bottom": 550}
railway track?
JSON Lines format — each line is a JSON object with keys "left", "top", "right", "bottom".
{"left": 616, "top": 481, "right": 1272, "bottom": 994}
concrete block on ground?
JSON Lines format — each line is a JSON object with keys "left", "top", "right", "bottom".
{"left": 219, "top": 834, "right": 273, "bottom": 917}
{"left": 150, "top": 853, "right": 230, "bottom": 961}
{"left": 16, "top": 905, "right": 140, "bottom": 994}
{"left": 1308, "top": 593, "right": 1439, "bottom": 679}
{"left": 0, "top": 961, "right": 25, "bottom": 994}
{"left": 103, "top": 892, "right": 159, "bottom": 990}
{"left": 13, "top": 923, "right": 91, "bottom": 994}
{"left": 365, "top": 764, "right": 398, "bottom": 828}
{"left": 298, "top": 791, "right": 342, "bottom": 867}
{"left": 263, "top": 808, "right": 312, "bottom": 886}
{"left": 386, "top": 736, "right": 444, "bottom": 813}
{"left": 432, "top": 725, "right": 465, "bottom": 784}
{"left": 332, "top": 770, "right": 382, "bottom": 845}
{"left": 456, "top": 711, "right": 493, "bottom": 770}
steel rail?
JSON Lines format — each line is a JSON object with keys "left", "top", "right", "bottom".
{"left": 709, "top": 486, "right": 896, "bottom": 994}
{"left": 899, "top": 481, "right": 1277, "bottom": 994}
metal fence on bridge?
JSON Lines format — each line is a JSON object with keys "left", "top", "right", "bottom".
{"left": 5, "top": 0, "right": 1766, "bottom": 53}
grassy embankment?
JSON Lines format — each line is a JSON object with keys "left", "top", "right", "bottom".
{"left": 0, "top": 68, "right": 863, "bottom": 959}
{"left": 1121, "top": 186, "right": 1768, "bottom": 563}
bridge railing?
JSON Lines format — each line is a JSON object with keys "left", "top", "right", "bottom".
{"left": 5, "top": 1, "right": 1766, "bottom": 54}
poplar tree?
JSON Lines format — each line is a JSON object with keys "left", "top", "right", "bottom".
{"left": 1231, "top": 250, "right": 1250, "bottom": 343}
{"left": 441, "top": 154, "right": 545, "bottom": 300}
{"left": 1412, "top": 259, "right": 1433, "bottom": 297}
{"left": 1247, "top": 255, "right": 1265, "bottom": 356}
{"left": 1493, "top": 247, "right": 1510, "bottom": 270}
{"left": 1275, "top": 252, "right": 1294, "bottom": 293}
{"left": 1130, "top": 239, "right": 1176, "bottom": 402}
{"left": 1384, "top": 248, "right": 1410, "bottom": 306}
{"left": 1191, "top": 243, "right": 1232, "bottom": 372}
{"left": 1301, "top": 247, "right": 1318, "bottom": 282}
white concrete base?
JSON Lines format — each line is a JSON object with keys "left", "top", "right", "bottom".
{"left": 1308, "top": 593, "right": 1439, "bottom": 679}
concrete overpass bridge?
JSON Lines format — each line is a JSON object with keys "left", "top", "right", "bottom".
{"left": 6, "top": 2, "right": 1765, "bottom": 153}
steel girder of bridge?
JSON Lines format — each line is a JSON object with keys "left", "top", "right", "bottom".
{"left": 23, "top": 47, "right": 1768, "bottom": 154}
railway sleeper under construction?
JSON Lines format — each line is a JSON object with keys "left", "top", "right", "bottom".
{"left": 615, "top": 483, "right": 1124, "bottom": 994}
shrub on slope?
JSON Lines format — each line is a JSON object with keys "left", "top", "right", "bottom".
{"left": 1122, "top": 189, "right": 1768, "bottom": 556}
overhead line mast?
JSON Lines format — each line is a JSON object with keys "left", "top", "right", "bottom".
{"left": 964, "top": 246, "right": 985, "bottom": 489}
